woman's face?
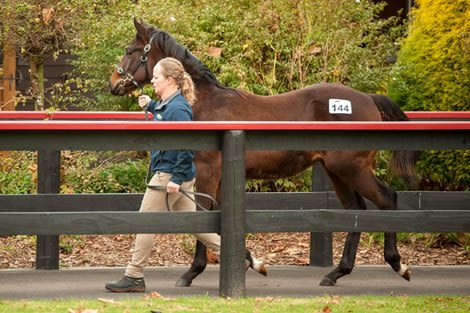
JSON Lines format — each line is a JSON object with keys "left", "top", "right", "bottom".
{"left": 151, "top": 64, "right": 172, "bottom": 98}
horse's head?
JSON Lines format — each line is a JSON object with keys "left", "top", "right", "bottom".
{"left": 109, "top": 18, "right": 160, "bottom": 95}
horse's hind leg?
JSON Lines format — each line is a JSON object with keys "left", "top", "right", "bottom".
{"left": 356, "top": 175, "right": 410, "bottom": 281}
{"left": 320, "top": 168, "right": 366, "bottom": 286}
{"left": 323, "top": 156, "right": 410, "bottom": 285}
{"left": 245, "top": 250, "right": 267, "bottom": 276}
{"left": 385, "top": 233, "right": 410, "bottom": 281}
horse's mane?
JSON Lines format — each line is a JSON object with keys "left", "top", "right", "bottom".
{"left": 146, "top": 26, "right": 245, "bottom": 97}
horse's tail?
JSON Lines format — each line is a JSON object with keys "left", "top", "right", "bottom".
{"left": 370, "top": 94, "right": 420, "bottom": 186}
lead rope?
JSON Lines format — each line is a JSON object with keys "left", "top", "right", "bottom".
{"left": 143, "top": 111, "right": 218, "bottom": 212}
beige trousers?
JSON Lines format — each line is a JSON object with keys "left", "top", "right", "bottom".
{"left": 125, "top": 172, "right": 221, "bottom": 278}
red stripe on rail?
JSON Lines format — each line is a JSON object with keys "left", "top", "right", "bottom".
{"left": 0, "top": 111, "right": 152, "bottom": 119}
{"left": 404, "top": 111, "right": 470, "bottom": 119}
{"left": 1, "top": 111, "right": 469, "bottom": 120}
{"left": 0, "top": 121, "right": 469, "bottom": 131}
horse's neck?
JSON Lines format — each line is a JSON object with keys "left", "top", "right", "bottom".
{"left": 192, "top": 86, "right": 271, "bottom": 121}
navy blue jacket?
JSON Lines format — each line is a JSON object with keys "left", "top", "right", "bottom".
{"left": 146, "top": 91, "right": 196, "bottom": 185}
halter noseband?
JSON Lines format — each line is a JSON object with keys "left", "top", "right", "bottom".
{"left": 115, "top": 33, "right": 157, "bottom": 88}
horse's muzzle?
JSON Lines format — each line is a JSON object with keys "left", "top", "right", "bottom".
{"left": 109, "top": 81, "right": 125, "bottom": 96}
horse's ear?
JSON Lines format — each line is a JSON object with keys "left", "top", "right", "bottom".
{"left": 133, "top": 17, "right": 147, "bottom": 38}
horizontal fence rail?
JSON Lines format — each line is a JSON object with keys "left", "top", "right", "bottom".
{"left": 1, "top": 111, "right": 469, "bottom": 298}
{"left": 0, "top": 122, "right": 469, "bottom": 151}
{"left": 0, "top": 210, "right": 469, "bottom": 235}
{"left": 1, "top": 191, "right": 469, "bottom": 212}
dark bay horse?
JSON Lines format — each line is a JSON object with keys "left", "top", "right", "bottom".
{"left": 109, "top": 19, "right": 417, "bottom": 287}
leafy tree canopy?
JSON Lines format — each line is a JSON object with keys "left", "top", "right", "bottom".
{"left": 62, "top": 0, "right": 403, "bottom": 111}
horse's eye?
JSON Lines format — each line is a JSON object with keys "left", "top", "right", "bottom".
{"left": 125, "top": 47, "right": 139, "bottom": 55}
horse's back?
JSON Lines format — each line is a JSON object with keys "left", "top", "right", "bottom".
{"left": 247, "top": 83, "right": 381, "bottom": 122}
{"left": 303, "top": 83, "right": 381, "bottom": 122}
{"left": 197, "top": 82, "right": 381, "bottom": 122}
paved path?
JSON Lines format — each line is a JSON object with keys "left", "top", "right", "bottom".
{"left": 1, "top": 265, "right": 469, "bottom": 299}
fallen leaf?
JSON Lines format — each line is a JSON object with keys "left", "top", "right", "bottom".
{"left": 42, "top": 8, "right": 54, "bottom": 25}
{"left": 207, "top": 47, "right": 223, "bottom": 58}
{"left": 255, "top": 296, "right": 274, "bottom": 303}
{"left": 308, "top": 44, "right": 322, "bottom": 55}
{"left": 207, "top": 249, "right": 219, "bottom": 264}
{"left": 323, "top": 306, "right": 332, "bottom": 313}
{"left": 295, "top": 257, "right": 309, "bottom": 265}
{"left": 144, "top": 291, "right": 165, "bottom": 300}
{"left": 68, "top": 309, "right": 98, "bottom": 313}
{"left": 272, "top": 246, "right": 285, "bottom": 253}
{"left": 98, "top": 298, "right": 124, "bottom": 306}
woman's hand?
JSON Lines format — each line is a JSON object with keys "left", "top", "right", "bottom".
{"left": 166, "top": 181, "right": 181, "bottom": 193}
{"left": 138, "top": 95, "right": 151, "bottom": 109}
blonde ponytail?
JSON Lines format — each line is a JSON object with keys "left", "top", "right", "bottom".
{"left": 156, "top": 57, "right": 196, "bottom": 105}
{"left": 180, "top": 72, "right": 196, "bottom": 105}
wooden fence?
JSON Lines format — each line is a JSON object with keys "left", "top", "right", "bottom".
{"left": 0, "top": 111, "right": 469, "bottom": 297}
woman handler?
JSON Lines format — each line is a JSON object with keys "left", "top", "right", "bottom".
{"left": 105, "top": 57, "right": 265, "bottom": 292}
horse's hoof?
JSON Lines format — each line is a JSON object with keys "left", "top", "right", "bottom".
{"left": 319, "top": 277, "right": 336, "bottom": 286}
{"left": 175, "top": 278, "right": 192, "bottom": 287}
{"left": 254, "top": 260, "right": 268, "bottom": 277}
{"left": 397, "top": 263, "right": 411, "bottom": 281}
{"left": 246, "top": 259, "right": 268, "bottom": 276}
{"left": 400, "top": 267, "right": 411, "bottom": 281}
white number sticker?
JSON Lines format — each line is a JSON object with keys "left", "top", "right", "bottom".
{"left": 329, "top": 99, "right": 352, "bottom": 114}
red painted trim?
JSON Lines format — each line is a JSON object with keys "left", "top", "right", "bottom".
{"left": 0, "top": 121, "right": 469, "bottom": 131}
{"left": 1, "top": 111, "right": 469, "bottom": 120}
{"left": 404, "top": 111, "right": 470, "bottom": 119}
{"left": 0, "top": 111, "right": 152, "bottom": 119}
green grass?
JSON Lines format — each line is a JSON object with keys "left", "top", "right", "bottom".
{"left": 0, "top": 295, "right": 468, "bottom": 313}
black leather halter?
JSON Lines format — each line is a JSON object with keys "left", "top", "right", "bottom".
{"left": 115, "top": 33, "right": 157, "bottom": 88}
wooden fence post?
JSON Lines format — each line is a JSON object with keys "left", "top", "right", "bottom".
{"left": 309, "top": 162, "right": 333, "bottom": 267}
{"left": 36, "top": 149, "right": 61, "bottom": 269}
{"left": 219, "top": 130, "right": 246, "bottom": 298}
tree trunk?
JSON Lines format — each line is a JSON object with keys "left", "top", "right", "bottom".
{"left": 1, "top": 38, "right": 16, "bottom": 111}
{"left": 29, "top": 56, "right": 45, "bottom": 111}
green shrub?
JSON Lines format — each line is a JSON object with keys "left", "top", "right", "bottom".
{"left": 61, "top": 151, "right": 148, "bottom": 193}
{"left": 417, "top": 150, "right": 470, "bottom": 191}
{"left": 388, "top": 0, "right": 469, "bottom": 111}
{"left": 388, "top": 0, "right": 470, "bottom": 191}
{"left": 0, "top": 151, "right": 148, "bottom": 195}
{"left": 0, "top": 152, "right": 36, "bottom": 194}
{"left": 246, "top": 168, "right": 312, "bottom": 192}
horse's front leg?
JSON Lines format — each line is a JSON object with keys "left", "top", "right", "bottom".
{"left": 175, "top": 240, "right": 207, "bottom": 287}
{"left": 320, "top": 232, "right": 361, "bottom": 286}
{"left": 175, "top": 190, "right": 215, "bottom": 287}
{"left": 320, "top": 167, "right": 366, "bottom": 286}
